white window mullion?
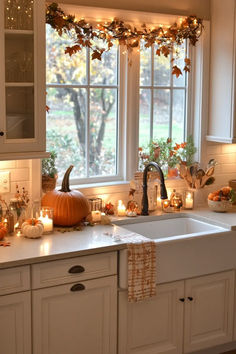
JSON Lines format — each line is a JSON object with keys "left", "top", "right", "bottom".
{"left": 169, "top": 52, "right": 173, "bottom": 139}
{"left": 86, "top": 47, "right": 90, "bottom": 178}
{"left": 150, "top": 45, "right": 154, "bottom": 141}
{"left": 125, "top": 48, "right": 140, "bottom": 179}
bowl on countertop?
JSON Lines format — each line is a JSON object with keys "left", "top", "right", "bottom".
{"left": 208, "top": 199, "right": 233, "bottom": 212}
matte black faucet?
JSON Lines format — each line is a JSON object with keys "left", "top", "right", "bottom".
{"left": 141, "top": 162, "right": 168, "bottom": 215}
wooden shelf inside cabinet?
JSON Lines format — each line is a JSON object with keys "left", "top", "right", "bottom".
{"left": 4, "top": 29, "right": 34, "bottom": 36}
{"left": 5, "top": 83, "right": 34, "bottom": 87}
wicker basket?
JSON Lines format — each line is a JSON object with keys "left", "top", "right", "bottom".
{"left": 42, "top": 175, "right": 57, "bottom": 193}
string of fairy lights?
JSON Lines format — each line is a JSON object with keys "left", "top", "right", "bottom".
{"left": 46, "top": 2, "right": 203, "bottom": 76}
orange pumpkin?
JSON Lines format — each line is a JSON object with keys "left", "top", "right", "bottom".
{"left": 41, "top": 165, "right": 90, "bottom": 226}
{"left": 0, "top": 222, "right": 7, "bottom": 240}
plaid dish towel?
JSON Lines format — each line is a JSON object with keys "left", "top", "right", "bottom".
{"left": 127, "top": 241, "right": 156, "bottom": 302}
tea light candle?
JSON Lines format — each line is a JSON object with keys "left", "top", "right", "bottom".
{"left": 117, "top": 200, "right": 126, "bottom": 216}
{"left": 91, "top": 210, "right": 101, "bottom": 222}
{"left": 184, "top": 191, "right": 194, "bottom": 209}
{"left": 38, "top": 208, "right": 53, "bottom": 233}
{"left": 162, "top": 200, "right": 170, "bottom": 209}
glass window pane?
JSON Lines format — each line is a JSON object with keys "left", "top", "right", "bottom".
{"left": 46, "top": 25, "right": 87, "bottom": 85}
{"left": 172, "top": 89, "right": 185, "bottom": 142}
{"left": 154, "top": 47, "right": 170, "bottom": 86}
{"left": 89, "top": 88, "right": 117, "bottom": 177}
{"left": 6, "top": 87, "right": 34, "bottom": 139}
{"left": 173, "top": 42, "right": 186, "bottom": 87}
{"left": 140, "top": 44, "right": 151, "bottom": 86}
{"left": 153, "top": 89, "right": 170, "bottom": 140}
{"left": 46, "top": 87, "right": 87, "bottom": 179}
{"left": 90, "top": 45, "right": 118, "bottom": 86}
{"left": 139, "top": 89, "right": 151, "bottom": 147}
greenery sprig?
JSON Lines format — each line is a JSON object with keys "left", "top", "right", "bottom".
{"left": 46, "top": 2, "right": 203, "bottom": 77}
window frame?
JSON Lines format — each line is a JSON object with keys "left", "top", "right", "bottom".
{"left": 45, "top": 5, "right": 209, "bottom": 187}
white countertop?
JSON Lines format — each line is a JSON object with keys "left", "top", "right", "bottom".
{"left": 1, "top": 207, "right": 236, "bottom": 269}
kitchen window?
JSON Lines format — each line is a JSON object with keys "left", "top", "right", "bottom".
{"left": 46, "top": 7, "right": 201, "bottom": 185}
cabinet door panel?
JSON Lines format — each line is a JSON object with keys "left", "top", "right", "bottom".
{"left": 184, "top": 271, "right": 234, "bottom": 353}
{"left": 33, "top": 276, "right": 117, "bottom": 354}
{"left": 0, "top": 291, "right": 31, "bottom": 354}
{"left": 119, "top": 281, "right": 184, "bottom": 354}
{"left": 0, "top": 0, "right": 46, "bottom": 154}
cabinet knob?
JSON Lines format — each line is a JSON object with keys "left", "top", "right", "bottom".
{"left": 188, "top": 296, "right": 193, "bottom": 301}
{"left": 68, "top": 265, "right": 85, "bottom": 274}
{"left": 0, "top": 131, "right": 4, "bottom": 136}
{"left": 179, "top": 298, "right": 185, "bottom": 302}
{"left": 70, "top": 283, "right": 85, "bottom": 292}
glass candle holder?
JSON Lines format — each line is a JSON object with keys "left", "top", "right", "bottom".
{"left": 91, "top": 210, "right": 101, "bottom": 223}
{"left": 183, "top": 190, "right": 194, "bottom": 209}
{"left": 38, "top": 207, "right": 53, "bottom": 234}
{"left": 173, "top": 194, "right": 183, "bottom": 211}
{"left": 162, "top": 199, "right": 170, "bottom": 212}
{"left": 88, "top": 198, "right": 102, "bottom": 212}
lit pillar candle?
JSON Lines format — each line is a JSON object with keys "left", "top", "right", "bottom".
{"left": 38, "top": 210, "right": 53, "bottom": 233}
{"left": 117, "top": 200, "right": 126, "bottom": 216}
{"left": 184, "top": 191, "right": 194, "bottom": 209}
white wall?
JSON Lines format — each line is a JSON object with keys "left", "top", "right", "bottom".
{"left": 59, "top": 0, "right": 210, "bottom": 19}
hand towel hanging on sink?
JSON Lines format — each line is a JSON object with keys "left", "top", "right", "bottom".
{"left": 127, "top": 240, "right": 156, "bottom": 302}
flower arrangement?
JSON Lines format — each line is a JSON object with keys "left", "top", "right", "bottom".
{"left": 138, "top": 136, "right": 197, "bottom": 172}
{"left": 14, "top": 185, "right": 30, "bottom": 218}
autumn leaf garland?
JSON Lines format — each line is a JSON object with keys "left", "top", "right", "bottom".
{"left": 46, "top": 2, "right": 203, "bottom": 77}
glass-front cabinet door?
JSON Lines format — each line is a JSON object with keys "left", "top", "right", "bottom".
{"left": 0, "top": 0, "right": 46, "bottom": 155}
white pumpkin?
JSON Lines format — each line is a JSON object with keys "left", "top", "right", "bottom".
{"left": 21, "top": 219, "right": 44, "bottom": 239}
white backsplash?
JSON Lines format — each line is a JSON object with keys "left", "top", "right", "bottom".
{"left": 0, "top": 142, "right": 235, "bottom": 212}
{"left": 0, "top": 160, "right": 31, "bottom": 204}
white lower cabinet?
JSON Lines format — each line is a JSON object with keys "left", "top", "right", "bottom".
{"left": 119, "top": 281, "right": 185, "bottom": 354}
{"left": 119, "top": 270, "right": 235, "bottom": 354}
{"left": 33, "top": 275, "right": 117, "bottom": 354}
{"left": 0, "top": 291, "right": 31, "bottom": 354}
{"left": 184, "top": 271, "right": 235, "bottom": 353}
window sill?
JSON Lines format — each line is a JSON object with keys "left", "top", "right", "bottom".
{"left": 56, "top": 180, "right": 130, "bottom": 195}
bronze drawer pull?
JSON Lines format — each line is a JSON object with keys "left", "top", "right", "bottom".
{"left": 68, "top": 265, "right": 85, "bottom": 274}
{"left": 70, "top": 283, "right": 85, "bottom": 292}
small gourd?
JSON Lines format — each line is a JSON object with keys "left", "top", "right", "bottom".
{"left": 21, "top": 219, "right": 44, "bottom": 239}
{"left": 0, "top": 222, "right": 7, "bottom": 240}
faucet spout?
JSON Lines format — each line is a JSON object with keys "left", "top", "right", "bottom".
{"left": 141, "top": 162, "right": 168, "bottom": 215}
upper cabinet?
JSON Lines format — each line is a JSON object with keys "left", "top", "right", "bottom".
{"left": 207, "top": 0, "right": 236, "bottom": 143}
{"left": 0, "top": 0, "right": 48, "bottom": 159}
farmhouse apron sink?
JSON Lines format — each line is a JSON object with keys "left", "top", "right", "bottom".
{"left": 113, "top": 214, "right": 236, "bottom": 288}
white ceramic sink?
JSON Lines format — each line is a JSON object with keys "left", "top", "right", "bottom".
{"left": 115, "top": 216, "right": 226, "bottom": 241}
{"left": 115, "top": 214, "right": 233, "bottom": 289}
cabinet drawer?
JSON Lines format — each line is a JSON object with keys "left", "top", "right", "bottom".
{"left": 32, "top": 252, "right": 117, "bottom": 289}
{"left": 0, "top": 265, "right": 30, "bottom": 295}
